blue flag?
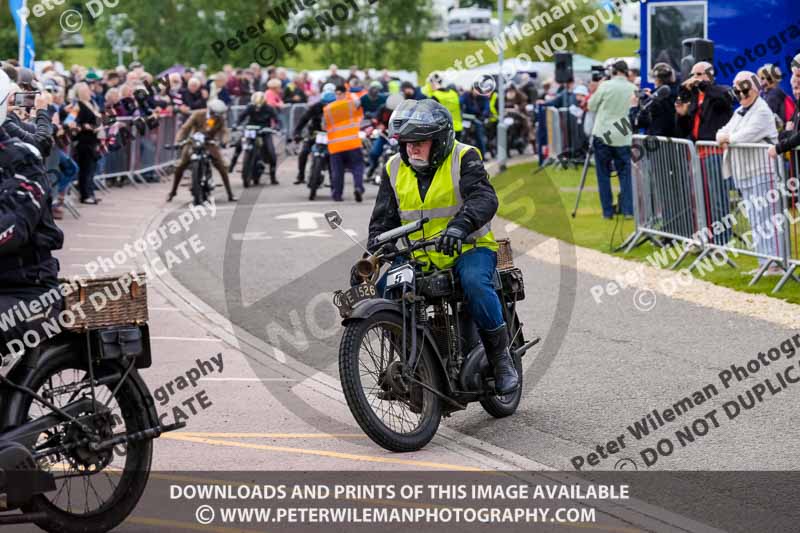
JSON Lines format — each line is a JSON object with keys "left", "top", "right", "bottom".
{"left": 8, "top": 0, "right": 36, "bottom": 69}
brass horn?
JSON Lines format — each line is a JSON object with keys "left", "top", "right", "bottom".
{"left": 355, "top": 255, "right": 380, "bottom": 283}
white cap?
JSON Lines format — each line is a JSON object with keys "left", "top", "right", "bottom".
{"left": 573, "top": 85, "right": 589, "bottom": 96}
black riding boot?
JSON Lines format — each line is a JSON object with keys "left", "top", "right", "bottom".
{"left": 478, "top": 323, "right": 519, "bottom": 395}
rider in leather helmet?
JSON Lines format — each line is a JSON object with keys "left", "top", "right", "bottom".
{"left": 365, "top": 99, "right": 519, "bottom": 395}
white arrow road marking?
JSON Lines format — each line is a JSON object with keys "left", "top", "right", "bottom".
{"left": 232, "top": 232, "right": 272, "bottom": 241}
{"left": 283, "top": 230, "right": 330, "bottom": 239}
{"left": 275, "top": 211, "right": 325, "bottom": 230}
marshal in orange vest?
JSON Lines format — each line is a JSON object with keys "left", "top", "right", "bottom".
{"left": 323, "top": 99, "right": 364, "bottom": 154}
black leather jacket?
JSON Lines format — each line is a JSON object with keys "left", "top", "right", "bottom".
{"left": 2, "top": 110, "right": 54, "bottom": 158}
{"left": 368, "top": 148, "right": 498, "bottom": 251}
{"left": 236, "top": 103, "right": 279, "bottom": 128}
{"left": 0, "top": 129, "right": 64, "bottom": 297}
{"left": 293, "top": 101, "right": 325, "bottom": 138}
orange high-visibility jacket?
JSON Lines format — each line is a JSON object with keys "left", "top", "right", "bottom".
{"left": 323, "top": 99, "right": 364, "bottom": 154}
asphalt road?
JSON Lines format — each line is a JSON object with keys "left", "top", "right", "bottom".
{"left": 154, "top": 153, "right": 800, "bottom": 532}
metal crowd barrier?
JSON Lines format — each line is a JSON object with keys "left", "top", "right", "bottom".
{"left": 94, "top": 114, "right": 181, "bottom": 188}
{"left": 544, "top": 107, "right": 563, "bottom": 165}
{"left": 542, "top": 107, "right": 589, "bottom": 168}
{"left": 626, "top": 136, "right": 707, "bottom": 266}
{"left": 624, "top": 135, "right": 800, "bottom": 293}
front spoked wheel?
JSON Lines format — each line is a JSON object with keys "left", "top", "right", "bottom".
{"left": 16, "top": 351, "right": 152, "bottom": 533}
{"left": 480, "top": 316, "right": 524, "bottom": 418}
{"left": 339, "top": 311, "right": 442, "bottom": 452}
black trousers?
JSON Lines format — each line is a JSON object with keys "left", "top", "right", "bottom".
{"left": 75, "top": 144, "right": 97, "bottom": 201}
{"left": 0, "top": 293, "right": 63, "bottom": 357}
{"left": 296, "top": 138, "right": 314, "bottom": 179}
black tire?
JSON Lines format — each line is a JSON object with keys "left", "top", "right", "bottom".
{"left": 339, "top": 312, "right": 442, "bottom": 452}
{"left": 480, "top": 316, "right": 524, "bottom": 418}
{"left": 15, "top": 350, "right": 153, "bottom": 533}
{"left": 190, "top": 162, "right": 204, "bottom": 206}
{"left": 309, "top": 157, "right": 324, "bottom": 199}
{"left": 242, "top": 149, "right": 255, "bottom": 188}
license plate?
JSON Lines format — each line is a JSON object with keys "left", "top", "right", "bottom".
{"left": 385, "top": 264, "right": 414, "bottom": 289}
{"left": 315, "top": 133, "right": 328, "bottom": 144}
{"left": 337, "top": 283, "right": 376, "bottom": 309}
{"left": 462, "top": 120, "right": 472, "bottom": 129}
{"left": 245, "top": 130, "right": 258, "bottom": 139}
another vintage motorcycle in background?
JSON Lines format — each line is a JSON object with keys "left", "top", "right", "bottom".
{"left": 327, "top": 211, "right": 539, "bottom": 452}
{"left": 0, "top": 275, "right": 183, "bottom": 532}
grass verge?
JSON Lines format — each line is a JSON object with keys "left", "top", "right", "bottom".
{"left": 492, "top": 162, "right": 800, "bottom": 305}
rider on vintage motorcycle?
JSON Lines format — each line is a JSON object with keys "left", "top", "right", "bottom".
{"left": 167, "top": 98, "right": 237, "bottom": 202}
{"left": 365, "top": 98, "right": 519, "bottom": 395}
{"left": 230, "top": 91, "right": 281, "bottom": 185}
{"left": 0, "top": 69, "right": 64, "bottom": 353}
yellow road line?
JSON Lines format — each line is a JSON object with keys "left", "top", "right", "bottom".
{"left": 174, "top": 432, "right": 368, "bottom": 439}
{"left": 161, "top": 433, "right": 483, "bottom": 471}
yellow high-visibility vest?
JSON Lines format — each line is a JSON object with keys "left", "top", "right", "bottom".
{"left": 431, "top": 89, "right": 463, "bottom": 132}
{"left": 386, "top": 142, "right": 498, "bottom": 270}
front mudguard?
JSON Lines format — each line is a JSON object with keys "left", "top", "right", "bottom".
{"left": 341, "top": 298, "right": 455, "bottom": 395}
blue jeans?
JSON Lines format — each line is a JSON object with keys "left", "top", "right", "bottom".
{"left": 593, "top": 137, "right": 633, "bottom": 217}
{"left": 55, "top": 150, "right": 79, "bottom": 194}
{"left": 471, "top": 120, "right": 488, "bottom": 158}
{"left": 377, "top": 247, "right": 504, "bottom": 332}
{"left": 368, "top": 136, "right": 386, "bottom": 169}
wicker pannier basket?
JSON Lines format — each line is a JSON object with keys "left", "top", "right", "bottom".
{"left": 496, "top": 239, "right": 514, "bottom": 270}
{"left": 60, "top": 273, "right": 148, "bottom": 330}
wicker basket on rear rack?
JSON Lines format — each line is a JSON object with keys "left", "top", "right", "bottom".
{"left": 496, "top": 239, "right": 514, "bottom": 271}
{"left": 60, "top": 274, "right": 149, "bottom": 330}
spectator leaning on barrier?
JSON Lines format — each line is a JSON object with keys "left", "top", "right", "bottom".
{"left": 716, "top": 71, "right": 782, "bottom": 275}
{"left": 587, "top": 60, "right": 637, "bottom": 219}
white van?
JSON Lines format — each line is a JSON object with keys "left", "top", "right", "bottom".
{"left": 447, "top": 8, "right": 494, "bottom": 41}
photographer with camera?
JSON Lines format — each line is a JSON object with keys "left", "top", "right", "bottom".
{"left": 587, "top": 60, "right": 637, "bottom": 219}
{"left": 675, "top": 61, "right": 735, "bottom": 245}
{"left": 631, "top": 63, "right": 677, "bottom": 137}
{"left": 675, "top": 62, "right": 734, "bottom": 141}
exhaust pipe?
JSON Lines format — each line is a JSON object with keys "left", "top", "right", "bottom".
{"left": 513, "top": 337, "right": 541, "bottom": 359}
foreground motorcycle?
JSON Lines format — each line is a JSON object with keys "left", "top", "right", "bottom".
{"left": 327, "top": 212, "right": 539, "bottom": 452}
{"left": 308, "top": 130, "right": 330, "bottom": 201}
{"left": 233, "top": 125, "right": 280, "bottom": 188}
{"left": 166, "top": 132, "right": 216, "bottom": 206}
{"left": 0, "top": 275, "right": 183, "bottom": 531}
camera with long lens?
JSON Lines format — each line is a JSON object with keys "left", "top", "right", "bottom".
{"left": 590, "top": 65, "right": 608, "bottom": 83}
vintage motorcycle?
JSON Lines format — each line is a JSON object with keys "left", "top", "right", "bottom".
{"left": 327, "top": 212, "right": 539, "bottom": 452}
{"left": 166, "top": 132, "right": 216, "bottom": 206}
{"left": 233, "top": 125, "right": 280, "bottom": 188}
{"left": 308, "top": 130, "right": 330, "bottom": 201}
{"left": 0, "top": 275, "right": 182, "bottom": 532}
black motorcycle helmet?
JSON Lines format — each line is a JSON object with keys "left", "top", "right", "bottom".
{"left": 388, "top": 98, "right": 454, "bottom": 170}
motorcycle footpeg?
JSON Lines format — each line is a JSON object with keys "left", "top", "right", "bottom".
{"left": 160, "top": 421, "right": 187, "bottom": 433}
